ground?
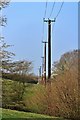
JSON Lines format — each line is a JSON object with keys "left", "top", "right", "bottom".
{"left": 0, "top": 108, "right": 65, "bottom": 120}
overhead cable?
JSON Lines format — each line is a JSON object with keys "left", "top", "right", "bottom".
{"left": 44, "top": 0, "right": 48, "bottom": 19}
{"left": 49, "top": 1, "right": 55, "bottom": 18}
{"left": 55, "top": 2, "right": 64, "bottom": 20}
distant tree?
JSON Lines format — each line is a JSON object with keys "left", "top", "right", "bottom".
{"left": 0, "top": 43, "right": 15, "bottom": 72}
{"left": 0, "top": 0, "right": 10, "bottom": 9}
{"left": 0, "top": 0, "right": 10, "bottom": 26}
{"left": 0, "top": 0, "right": 15, "bottom": 73}
{"left": 8, "top": 60, "right": 33, "bottom": 75}
{"left": 52, "top": 50, "right": 78, "bottom": 77}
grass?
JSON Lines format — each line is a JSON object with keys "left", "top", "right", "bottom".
{"left": 0, "top": 108, "right": 65, "bottom": 120}
{"left": 1, "top": 79, "right": 67, "bottom": 120}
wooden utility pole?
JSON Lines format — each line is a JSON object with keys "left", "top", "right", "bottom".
{"left": 38, "top": 66, "right": 42, "bottom": 84}
{"left": 44, "top": 19, "right": 55, "bottom": 79}
{"left": 39, "top": 66, "right": 41, "bottom": 78}
{"left": 42, "top": 41, "right": 47, "bottom": 86}
{"left": 41, "top": 56, "right": 44, "bottom": 82}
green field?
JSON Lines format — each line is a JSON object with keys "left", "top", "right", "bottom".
{"left": 0, "top": 108, "right": 65, "bottom": 120}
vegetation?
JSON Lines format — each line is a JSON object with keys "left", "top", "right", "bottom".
{"left": 0, "top": 1, "right": 79, "bottom": 120}
{"left": 2, "top": 79, "right": 35, "bottom": 111}
{"left": 1, "top": 108, "right": 64, "bottom": 119}
{"left": 1, "top": 50, "right": 80, "bottom": 120}
{"left": 22, "top": 50, "right": 79, "bottom": 120}
{"left": 2, "top": 73, "right": 38, "bottom": 84}
{"left": 0, "top": 0, "right": 10, "bottom": 9}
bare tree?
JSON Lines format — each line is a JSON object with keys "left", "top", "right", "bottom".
{"left": 52, "top": 50, "right": 78, "bottom": 77}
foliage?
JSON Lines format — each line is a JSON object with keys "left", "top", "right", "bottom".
{"left": 23, "top": 50, "right": 79, "bottom": 120}
{"left": 0, "top": 0, "right": 15, "bottom": 73}
{"left": 2, "top": 78, "right": 37, "bottom": 112}
{"left": 4, "top": 60, "right": 33, "bottom": 75}
{"left": 0, "top": 0, "right": 10, "bottom": 9}
{"left": 2, "top": 50, "right": 79, "bottom": 120}
{"left": 2, "top": 73, "right": 38, "bottom": 84}
{"left": 2, "top": 79, "right": 26, "bottom": 110}
{"left": 52, "top": 50, "right": 78, "bottom": 76}
{"left": 0, "top": 41, "right": 15, "bottom": 74}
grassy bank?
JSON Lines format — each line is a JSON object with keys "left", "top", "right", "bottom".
{"left": 0, "top": 108, "right": 65, "bottom": 120}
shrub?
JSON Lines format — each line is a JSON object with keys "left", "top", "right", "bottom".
{"left": 23, "top": 69, "right": 79, "bottom": 119}
{"left": 2, "top": 80, "right": 26, "bottom": 110}
{"left": 2, "top": 73, "right": 38, "bottom": 84}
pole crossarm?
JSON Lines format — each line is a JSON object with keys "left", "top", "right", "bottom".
{"left": 44, "top": 18, "right": 56, "bottom": 23}
{"left": 42, "top": 41, "right": 48, "bottom": 44}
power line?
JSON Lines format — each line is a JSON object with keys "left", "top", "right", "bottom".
{"left": 55, "top": 2, "right": 64, "bottom": 20}
{"left": 40, "top": 1, "right": 48, "bottom": 81}
{"left": 49, "top": 1, "right": 55, "bottom": 18}
{"left": 51, "top": 2, "right": 64, "bottom": 33}
{"left": 44, "top": 0, "right": 48, "bottom": 19}
{"left": 42, "top": 1, "right": 48, "bottom": 42}
{"left": 42, "top": 19, "right": 45, "bottom": 41}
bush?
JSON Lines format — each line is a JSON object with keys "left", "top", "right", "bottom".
{"left": 24, "top": 69, "right": 79, "bottom": 119}
{"left": 2, "top": 73, "right": 38, "bottom": 84}
{"left": 2, "top": 80, "right": 26, "bottom": 110}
